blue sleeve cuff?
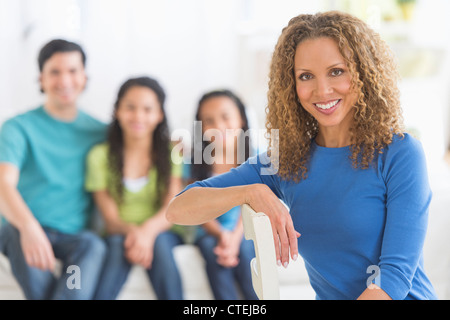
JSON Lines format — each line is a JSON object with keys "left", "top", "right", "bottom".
{"left": 175, "top": 180, "right": 205, "bottom": 197}
{"left": 379, "top": 265, "right": 412, "bottom": 300}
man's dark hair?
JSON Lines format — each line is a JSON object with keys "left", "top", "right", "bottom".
{"left": 38, "top": 39, "right": 86, "bottom": 72}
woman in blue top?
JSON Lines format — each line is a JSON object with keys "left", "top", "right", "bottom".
{"left": 167, "top": 11, "right": 437, "bottom": 300}
{"left": 186, "top": 89, "right": 258, "bottom": 300}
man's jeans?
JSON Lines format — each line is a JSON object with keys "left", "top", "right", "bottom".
{"left": 0, "top": 223, "right": 106, "bottom": 300}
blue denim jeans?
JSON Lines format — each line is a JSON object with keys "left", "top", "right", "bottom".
{"left": 0, "top": 223, "right": 106, "bottom": 300}
{"left": 93, "top": 231, "right": 184, "bottom": 300}
{"left": 195, "top": 234, "right": 258, "bottom": 300}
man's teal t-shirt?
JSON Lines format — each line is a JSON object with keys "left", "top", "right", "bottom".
{"left": 0, "top": 106, "right": 107, "bottom": 234}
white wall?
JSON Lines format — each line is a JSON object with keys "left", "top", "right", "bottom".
{"left": 1, "top": 0, "right": 449, "bottom": 165}
{"left": 1, "top": 0, "right": 450, "bottom": 169}
{"left": 0, "top": 0, "right": 323, "bottom": 135}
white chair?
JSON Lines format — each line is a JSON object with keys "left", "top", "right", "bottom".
{"left": 241, "top": 204, "right": 280, "bottom": 300}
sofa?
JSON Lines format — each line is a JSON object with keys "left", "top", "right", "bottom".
{"left": 0, "top": 241, "right": 316, "bottom": 300}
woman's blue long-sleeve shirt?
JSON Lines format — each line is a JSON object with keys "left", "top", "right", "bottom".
{"left": 180, "top": 133, "right": 437, "bottom": 300}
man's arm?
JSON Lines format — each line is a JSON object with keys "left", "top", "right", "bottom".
{"left": 0, "top": 163, "right": 55, "bottom": 270}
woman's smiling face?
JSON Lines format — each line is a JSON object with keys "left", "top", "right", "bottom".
{"left": 294, "top": 37, "right": 358, "bottom": 137}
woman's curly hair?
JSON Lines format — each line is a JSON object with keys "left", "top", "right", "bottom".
{"left": 266, "top": 11, "right": 404, "bottom": 182}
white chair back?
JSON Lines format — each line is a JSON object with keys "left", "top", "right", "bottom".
{"left": 241, "top": 204, "right": 280, "bottom": 300}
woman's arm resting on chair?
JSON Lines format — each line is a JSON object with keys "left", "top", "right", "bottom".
{"left": 166, "top": 183, "right": 299, "bottom": 267}
{"left": 166, "top": 186, "right": 247, "bottom": 226}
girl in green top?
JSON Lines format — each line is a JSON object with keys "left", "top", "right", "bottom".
{"left": 86, "top": 77, "right": 184, "bottom": 300}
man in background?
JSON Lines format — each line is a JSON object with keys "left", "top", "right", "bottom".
{"left": 0, "top": 39, "right": 107, "bottom": 299}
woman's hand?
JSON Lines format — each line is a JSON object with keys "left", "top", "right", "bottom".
{"left": 244, "top": 184, "right": 300, "bottom": 268}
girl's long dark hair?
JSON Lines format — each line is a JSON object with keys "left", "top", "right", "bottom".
{"left": 191, "top": 89, "right": 251, "bottom": 181}
{"left": 107, "top": 76, "right": 171, "bottom": 207}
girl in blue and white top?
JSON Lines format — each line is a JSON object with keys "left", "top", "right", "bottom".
{"left": 167, "top": 11, "right": 437, "bottom": 300}
{"left": 185, "top": 89, "right": 258, "bottom": 300}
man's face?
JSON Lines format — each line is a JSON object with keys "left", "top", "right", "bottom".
{"left": 39, "top": 51, "right": 87, "bottom": 109}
